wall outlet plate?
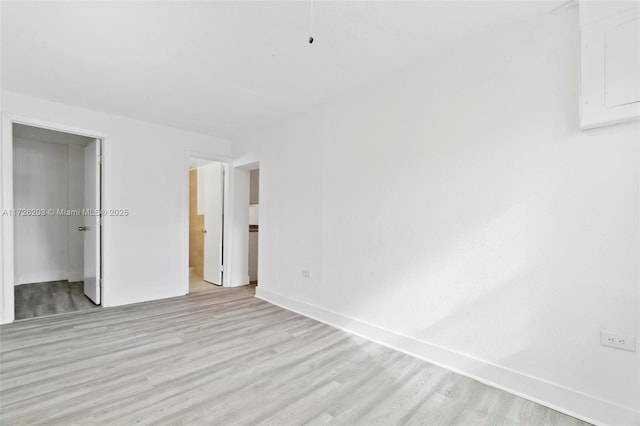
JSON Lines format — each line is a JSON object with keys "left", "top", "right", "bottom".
{"left": 600, "top": 332, "right": 636, "bottom": 351}
{"left": 302, "top": 269, "right": 311, "bottom": 278}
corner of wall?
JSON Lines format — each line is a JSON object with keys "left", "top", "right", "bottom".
{"left": 256, "top": 287, "right": 640, "bottom": 426}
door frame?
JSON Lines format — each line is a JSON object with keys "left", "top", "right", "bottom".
{"left": 1, "top": 114, "right": 106, "bottom": 324}
{"left": 183, "top": 151, "right": 232, "bottom": 294}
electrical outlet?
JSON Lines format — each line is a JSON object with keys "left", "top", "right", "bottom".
{"left": 600, "top": 332, "right": 636, "bottom": 352}
{"left": 302, "top": 269, "right": 311, "bottom": 278}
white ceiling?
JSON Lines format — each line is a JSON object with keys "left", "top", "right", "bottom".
{"left": 1, "top": 1, "right": 558, "bottom": 139}
{"left": 13, "top": 123, "right": 94, "bottom": 146}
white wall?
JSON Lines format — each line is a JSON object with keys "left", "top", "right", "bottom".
{"left": 13, "top": 138, "right": 76, "bottom": 284}
{"left": 232, "top": 8, "right": 639, "bottom": 425}
{"left": 1, "top": 91, "right": 232, "bottom": 321}
{"left": 249, "top": 169, "right": 259, "bottom": 282}
{"left": 229, "top": 166, "right": 250, "bottom": 287}
{"left": 67, "top": 144, "right": 84, "bottom": 282}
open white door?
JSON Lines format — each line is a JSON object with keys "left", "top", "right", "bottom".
{"left": 203, "top": 162, "right": 223, "bottom": 285}
{"left": 82, "top": 139, "right": 101, "bottom": 304}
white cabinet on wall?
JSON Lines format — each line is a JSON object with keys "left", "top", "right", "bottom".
{"left": 580, "top": 1, "right": 640, "bottom": 129}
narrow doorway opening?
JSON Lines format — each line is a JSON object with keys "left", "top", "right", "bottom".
{"left": 248, "top": 169, "right": 259, "bottom": 286}
{"left": 12, "top": 123, "right": 102, "bottom": 320}
{"left": 188, "top": 158, "right": 226, "bottom": 293}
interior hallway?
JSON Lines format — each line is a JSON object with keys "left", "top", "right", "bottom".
{"left": 0, "top": 287, "right": 588, "bottom": 425}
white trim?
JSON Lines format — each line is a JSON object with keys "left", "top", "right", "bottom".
{"left": 182, "top": 150, "right": 232, "bottom": 295}
{"left": 13, "top": 271, "right": 84, "bottom": 285}
{"left": 255, "top": 287, "right": 640, "bottom": 426}
{"left": 1, "top": 115, "right": 15, "bottom": 324}
{"left": 225, "top": 161, "right": 259, "bottom": 289}
{"left": 67, "top": 271, "right": 83, "bottom": 283}
{"left": 6, "top": 115, "right": 107, "bottom": 139}
{"left": 1, "top": 114, "right": 106, "bottom": 324}
{"left": 233, "top": 157, "right": 260, "bottom": 169}
{"left": 15, "top": 271, "right": 68, "bottom": 285}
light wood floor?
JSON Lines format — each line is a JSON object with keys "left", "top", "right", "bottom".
{"left": 0, "top": 286, "right": 590, "bottom": 425}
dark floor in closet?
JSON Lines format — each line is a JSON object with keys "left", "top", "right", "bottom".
{"left": 14, "top": 281, "right": 100, "bottom": 320}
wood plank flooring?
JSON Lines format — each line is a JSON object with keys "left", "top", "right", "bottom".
{"left": 14, "top": 281, "right": 100, "bottom": 320}
{"left": 0, "top": 286, "right": 590, "bottom": 425}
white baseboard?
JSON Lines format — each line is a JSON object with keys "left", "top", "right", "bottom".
{"left": 15, "top": 271, "right": 83, "bottom": 285}
{"left": 256, "top": 287, "right": 639, "bottom": 426}
{"left": 226, "top": 275, "right": 251, "bottom": 288}
{"left": 67, "top": 271, "right": 83, "bottom": 282}
{"left": 16, "top": 270, "right": 67, "bottom": 285}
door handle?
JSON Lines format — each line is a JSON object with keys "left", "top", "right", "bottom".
{"left": 202, "top": 229, "right": 207, "bottom": 234}
{"left": 78, "top": 226, "right": 89, "bottom": 231}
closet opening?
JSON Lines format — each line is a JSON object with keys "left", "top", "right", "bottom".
{"left": 11, "top": 123, "right": 103, "bottom": 320}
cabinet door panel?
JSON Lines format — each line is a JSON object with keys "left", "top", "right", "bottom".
{"left": 580, "top": 2, "right": 640, "bottom": 129}
{"left": 605, "top": 18, "right": 640, "bottom": 107}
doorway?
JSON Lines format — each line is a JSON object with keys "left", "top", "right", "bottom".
{"left": 11, "top": 123, "right": 103, "bottom": 320}
{"left": 248, "top": 169, "right": 259, "bottom": 285}
{"left": 188, "top": 157, "right": 226, "bottom": 293}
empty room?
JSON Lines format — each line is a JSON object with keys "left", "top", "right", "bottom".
{"left": 0, "top": 1, "right": 638, "bottom": 425}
